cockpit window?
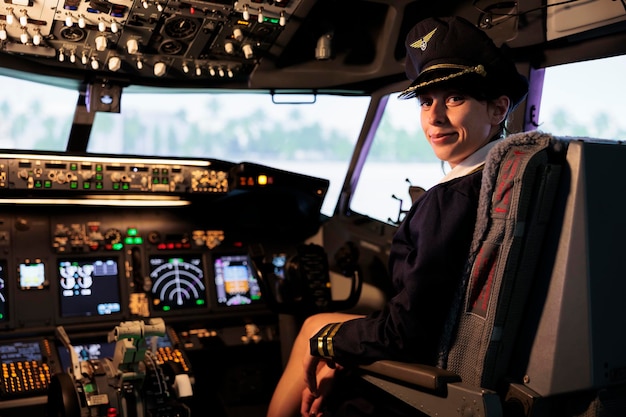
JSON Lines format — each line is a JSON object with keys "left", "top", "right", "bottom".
{"left": 88, "top": 91, "right": 369, "bottom": 216}
{"left": 539, "top": 55, "right": 626, "bottom": 140}
{"left": 0, "top": 75, "right": 77, "bottom": 151}
{"left": 350, "top": 93, "right": 443, "bottom": 225}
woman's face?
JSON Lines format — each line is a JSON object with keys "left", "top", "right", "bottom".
{"left": 418, "top": 89, "right": 510, "bottom": 168}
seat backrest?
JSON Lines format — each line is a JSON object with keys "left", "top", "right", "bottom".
{"left": 440, "top": 131, "right": 626, "bottom": 404}
{"left": 438, "top": 130, "right": 566, "bottom": 389}
{"left": 513, "top": 138, "right": 626, "bottom": 398}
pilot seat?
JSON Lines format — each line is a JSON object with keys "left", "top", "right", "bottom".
{"left": 359, "top": 131, "right": 626, "bottom": 416}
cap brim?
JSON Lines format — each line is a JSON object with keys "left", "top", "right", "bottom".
{"left": 398, "top": 64, "right": 487, "bottom": 100}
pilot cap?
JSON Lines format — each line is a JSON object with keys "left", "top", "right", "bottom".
{"left": 399, "top": 16, "right": 528, "bottom": 109}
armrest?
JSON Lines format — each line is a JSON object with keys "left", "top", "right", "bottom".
{"left": 359, "top": 360, "right": 502, "bottom": 417}
{"left": 359, "top": 360, "right": 461, "bottom": 393}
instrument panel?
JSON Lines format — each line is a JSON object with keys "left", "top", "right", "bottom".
{"left": 0, "top": 151, "right": 328, "bottom": 414}
{"left": 0, "top": 0, "right": 306, "bottom": 85}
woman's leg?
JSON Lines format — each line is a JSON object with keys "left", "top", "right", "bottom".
{"left": 267, "top": 312, "right": 364, "bottom": 417}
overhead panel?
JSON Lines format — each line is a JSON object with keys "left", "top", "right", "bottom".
{"left": 546, "top": 0, "right": 626, "bottom": 41}
{"left": 0, "top": 0, "right": 303, "bottom": 83}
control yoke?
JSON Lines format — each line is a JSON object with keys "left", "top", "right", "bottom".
{"left": 252, "top": 243, "right": 362, "bottom": 316}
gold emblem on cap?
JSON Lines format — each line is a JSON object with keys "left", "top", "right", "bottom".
{"left": 410, "top": 28, "right": 437, "bottom": 51}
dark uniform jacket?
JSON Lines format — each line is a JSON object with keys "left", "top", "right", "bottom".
{"left": 311, "top": 169, "right": 483, "bottom": 367}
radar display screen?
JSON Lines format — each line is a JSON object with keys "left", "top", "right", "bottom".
{"left": 58, "top": 258, "right": 122, "bottom": 318}
{"left": 213, "top": 254, "right": 262, "bottom": 307}
{"left": 149, "top": 255, "right": 207, "bottom": 312}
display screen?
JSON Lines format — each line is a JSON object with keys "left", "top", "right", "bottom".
{"left": 0, "top": 261, "right": 7, "bottom": 321}
{"left": 57, "top": 341, "right": 116, "bottom": 371}
{"left": 19, "top": 262, "right": 46, "bottom": 290}
{"left": 213, "top": 254, "right": 262, "bottom": 307}
{"left": 57, "top": 333, "right": 173, "bottom": 371}
{"left": 58, "top": 258, "right": 122, "bottom": 318}
{"left": 149, "top": 255, "right": 207, "bottom": 312}
{"left": 0, "top": 341, "right": 42, "bottom": 363}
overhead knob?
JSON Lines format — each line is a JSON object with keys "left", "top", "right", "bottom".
{"left": 19, "top": 9, "right": 28, "bottom": 27}
{"left": 242, "top": 44, "right": 253, "bottom": 59}
{"left": 95, "top": 35, "right": 107, "bottom": 51}
{"left": 127, "top": 38, "right": 139, "bottom": 54}
{"left": 153, "top": 61, "right": 166, "bottom": 77}
{"left": 33, "top": 29, "right": 42, "bottom": 45}
{"left": 233, "top": 28, "right": 243, "bottom": 42}
{"left": 108, "top": 56, "right": 121, "bottom": 71}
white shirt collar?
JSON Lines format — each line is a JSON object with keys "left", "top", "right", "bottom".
{"left": 439, "top": 139, "right": 502, "bottom": 183}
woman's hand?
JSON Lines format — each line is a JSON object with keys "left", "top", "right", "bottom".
{"left": 300, "top": 361, "right": 340, "bottom": 417}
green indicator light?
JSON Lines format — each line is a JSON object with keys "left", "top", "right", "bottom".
{"left": 84, "top": 383, "right": 96, "bottom": 393}
{"left": 96, "top": 182, "right": 103, "bottom": 189}
{"left": 122, "top": 183, "right": 130, "bottom": 190}
{"left": 70, "top": 163, "right": 78, "bottom": 171}
{"left": 70, "top": 181, "right": 78, "bottom": 189}
{"left": 112, "top": 242, "right": 123, "bottom": 251}
{"left": 163, "top": 306, "right": 171, "bottom": 311}
{"left": 0, "top": 314, "right": 4, "bottom": 319}
{"left": 127, "top": 228, "right": 137, "bottom": 236}
{"left": 252, "top": 295, "right": 262, "bottom": 300}
{"left": 153, "top": 178, "right": 159, "bottom": 184}
{"left": 34, "top": 181, "right": 42, "bottom": 188}
{"left": 196, "top": 299, "right": 205, "bottom": 305}
{"left": 83, "top": 182, "right": 91, "bottom": 189}
{"left": 96, "top": 174, "right": 103, "bottom": 180}
{"left": 124, "top": 237, "right": 134, "bottom": 245}
{"left": 133, "top": 237, "right": 143, "bottom": 244}
{"left": 44, "top": 180, "right": 52, "bottom": 188}
{"left": 96, "top": 165, "right": 103, "bottom": 171}
{"left": 266, "top": 17, "right": 279, "bottom": 24}
{"left": 113, "top": 183, "right": 120, "bottom": 190}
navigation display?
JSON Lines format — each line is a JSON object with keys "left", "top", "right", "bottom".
{"left": 58, "top": 258, "right": 122, "bottom": 318}
{"left": 149, "top": 255, "right": 208, "bottom": 312}
{"left": 213, "top": 254, "right": 262, "bottom": 307}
